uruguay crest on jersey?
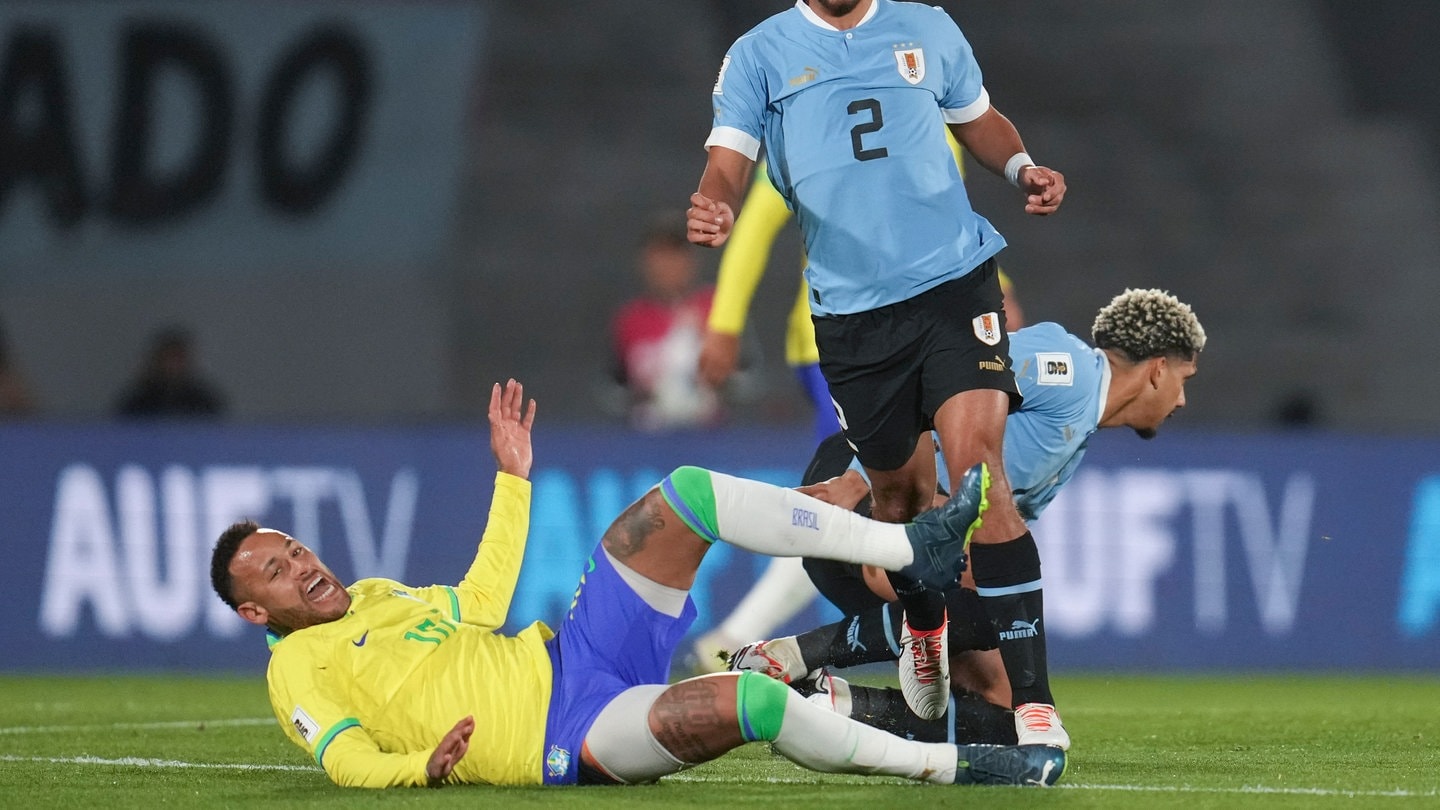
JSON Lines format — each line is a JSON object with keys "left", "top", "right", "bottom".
{"left": 894, "top": 48, "right": 925, "bottom": 85}
{"left": 973, "top": 312, "right": 1002, "bottom": 346}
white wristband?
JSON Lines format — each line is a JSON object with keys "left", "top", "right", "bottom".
{"left": 1004, "top": 152, "right": 1034, "bottom": 187}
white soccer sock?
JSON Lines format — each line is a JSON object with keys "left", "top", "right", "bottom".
{"left": 696, "top": 470, "right": 914, "bottom": 570}
{"left": 772, "top": 689, "right": 956, "bottom": 784}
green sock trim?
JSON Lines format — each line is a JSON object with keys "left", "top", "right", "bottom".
{"left": 659, "top": 466, "right": 722, "bottom": 544}
{"left": 736, "top": 671, "right": 789, "bottom": 742}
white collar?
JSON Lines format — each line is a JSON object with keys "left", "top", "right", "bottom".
{"left": 795, "top": 0, "right": 880, "bottom": 32}
{"left": 1092, "top": 347, "right": 1111, "bottom": 433}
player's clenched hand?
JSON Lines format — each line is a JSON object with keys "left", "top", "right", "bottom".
{"left": 1018, "top": 166, "right": 1066, "bottom": 215}
{"left": 426, "top": 715, "right": 474, "bottom": 784}
{"left": 489, "top": 379, "right": 536, "bottom": 480}
{"left": 698, "top": 330, "right": 742, "bottom": 387}
{"left": 687, "top": 192, "right": 734, "bottom": 248}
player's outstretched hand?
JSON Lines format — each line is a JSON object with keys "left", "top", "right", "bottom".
{"left": 687, "top": 192, "right": 735, "bottom": 248}
{"left": 698, "top": 329, "right": 742, "bottom": 387}
{"left": 1018, "top": 165, "right": 1066, "bottom": 215}
{"left": 489, "top": 379, "right": 536, "bottom": 480}
{"left": 426, "top": 715, "right": 475, "bottom": 784}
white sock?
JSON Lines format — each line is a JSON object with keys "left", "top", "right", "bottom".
{"left": 772, "top": 690, "right": 956, "bottom": 784}
{"left": 678, "top": 470, "right": 913, "bottom": 570}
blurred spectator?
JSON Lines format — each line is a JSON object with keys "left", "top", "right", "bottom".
{"left": 115, "top": 327, "right": 226, "bottom": 419}
{"left": 1274, "top": 389, "right": 1322, "bottom": 429}
{"left": 0, "top": 317, "right": 37, "bottom": 417}
{"left": 609, "top": 216, "right": 724, "bottom": 431}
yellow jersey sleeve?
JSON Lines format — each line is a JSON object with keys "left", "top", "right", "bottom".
{"left": 450, "top": 472, "right": 531, "bottom": 630}
{"left": 784, "top": 285, "right": 820, "bottom": 366}
{"left": 708, "top": 162, "right": 794, "bottom": 336}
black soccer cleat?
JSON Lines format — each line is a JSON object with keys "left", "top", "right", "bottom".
{"left": 899, "top": 462, "right": 989, "bottom": 590}
{"left": 954, "top": 743, "right": 1066, "bottom": 787}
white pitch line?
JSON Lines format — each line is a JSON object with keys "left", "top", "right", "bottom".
{"left": 3, "top": 752, "right": 1434, "bottom": 798}
{"left": 668, "top": 773, "right": 1438, "bottom": 798}
{"left": 0, "top": 717, "right": 273, "bottom": 735}
{"left": 0, "top": 754, "right": 315, "bottom": 773}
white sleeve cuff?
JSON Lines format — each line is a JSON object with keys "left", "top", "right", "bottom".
{"left": 942, "top": 86, "right": 991, "bottom": 125}
{"left": 705, "top": 126, "right": 762, "bottom": 161}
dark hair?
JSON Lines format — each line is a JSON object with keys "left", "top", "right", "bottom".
{"left": 211, "top": 519, "right": 261, "bottom": 610}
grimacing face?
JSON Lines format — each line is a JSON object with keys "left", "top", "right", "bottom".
{"left": 229, "top": 529, "right": 351, "bottom": 633}
{"left": 1133, "top": 355, "right": 1198, "bottom": 439}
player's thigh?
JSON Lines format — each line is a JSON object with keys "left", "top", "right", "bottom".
{"left": 601, "top": 486, "right": 710, "bottom": 590}
{"left": 917, "top": 261, "right": 1021, "bottom": 423}
{"left": 583, "top": 676, "right": 744, "bottom": 782}
{"left": 813, "top": 305, "right": 928, "bottom": 473}
{"left": 579, "top": 684, "right": 672, "bottom": 784}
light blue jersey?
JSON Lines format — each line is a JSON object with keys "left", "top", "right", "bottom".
{"left": 850, "top": 322, "right": 1109, "bottom": 520}
{"left": 707, "top": 0, "right": 1006, "bottom": 316}
{"left": 1002, "top": 323, "right": 1110, "bottom": 520}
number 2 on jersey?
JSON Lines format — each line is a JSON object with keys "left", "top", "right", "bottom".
{"left": 847, "top": 98, "right": 888, "bottom": 162}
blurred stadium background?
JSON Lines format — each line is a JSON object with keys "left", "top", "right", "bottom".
{"left": 1, "top": 0, "right": 1438, "bottom": 680}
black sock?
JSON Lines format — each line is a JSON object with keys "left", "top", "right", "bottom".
{"left": 848, "top": 684, "right": 1016, "bottom": 744}
{"left": 885, "top": 572, "right": 947, "bottom": 630}
{"left": 969, "top": 532, "right": 1054, "bottom": 706}
{"left": 798, "top": 590, "right": 998, "bottom": 671}
{"left": 795, "top": 605, "right": 904, "bottom": 670}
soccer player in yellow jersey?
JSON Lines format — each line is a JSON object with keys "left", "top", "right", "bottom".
{"left": 210, "top": 379, "right": 1065, "bottom": 789}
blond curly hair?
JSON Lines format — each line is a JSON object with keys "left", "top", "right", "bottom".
{"left": 1092, "top": 289, "right": 1206, "bottom": 363}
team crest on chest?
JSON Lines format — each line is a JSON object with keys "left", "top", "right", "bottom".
{"left": 894, "top": 47, "right": 925, "bottom": 85}
{"left": 972, "top": 312, "right": 1002, "bottom": 346}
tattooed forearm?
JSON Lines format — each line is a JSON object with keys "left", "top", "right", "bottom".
{"left": 603, "top": 492, "right": 667, "bottom": 560}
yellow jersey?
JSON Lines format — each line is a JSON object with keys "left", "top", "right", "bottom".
{"left": 264, "top": 473, "right": 553, "bottom": 787}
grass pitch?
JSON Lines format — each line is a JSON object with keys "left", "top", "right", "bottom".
{"left": 1, "top": 673, "right": 1437, "bottom": 808}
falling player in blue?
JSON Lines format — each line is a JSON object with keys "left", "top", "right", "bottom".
{"left": 687, "top": 0, "right": 1068, "bottom": 745}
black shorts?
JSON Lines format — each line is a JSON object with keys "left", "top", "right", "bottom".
{"left": 812, "top": 259, "right": 1022, "bottom": 472}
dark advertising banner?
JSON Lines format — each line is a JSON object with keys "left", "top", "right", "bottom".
{"left": 0, "top": 0, "right": 485, "bottom": 278}
{"left": 1, "top": 422, "right": 1436, "bottom": 673}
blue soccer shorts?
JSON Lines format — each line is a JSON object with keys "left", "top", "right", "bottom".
{"left": 540, "top": 544, "right": 697, "bottom": 785}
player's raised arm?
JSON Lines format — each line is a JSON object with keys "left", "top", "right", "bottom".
{"left": 448, "top": 379, "right": 536, "bottom": 629}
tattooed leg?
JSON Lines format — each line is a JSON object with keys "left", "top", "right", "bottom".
{"left": 582, "top": 674, "right": 960, "bottom": 784}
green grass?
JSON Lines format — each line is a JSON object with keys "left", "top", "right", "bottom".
{"left": 1, "top": 673, "right": 1437, "bottom": 808}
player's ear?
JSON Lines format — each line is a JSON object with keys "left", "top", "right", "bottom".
{"left": 1148, "top": 356, "right": 1167, "bottom": 389}
{"left": 235, "top": 601, "right": 269, "bottom": 627}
